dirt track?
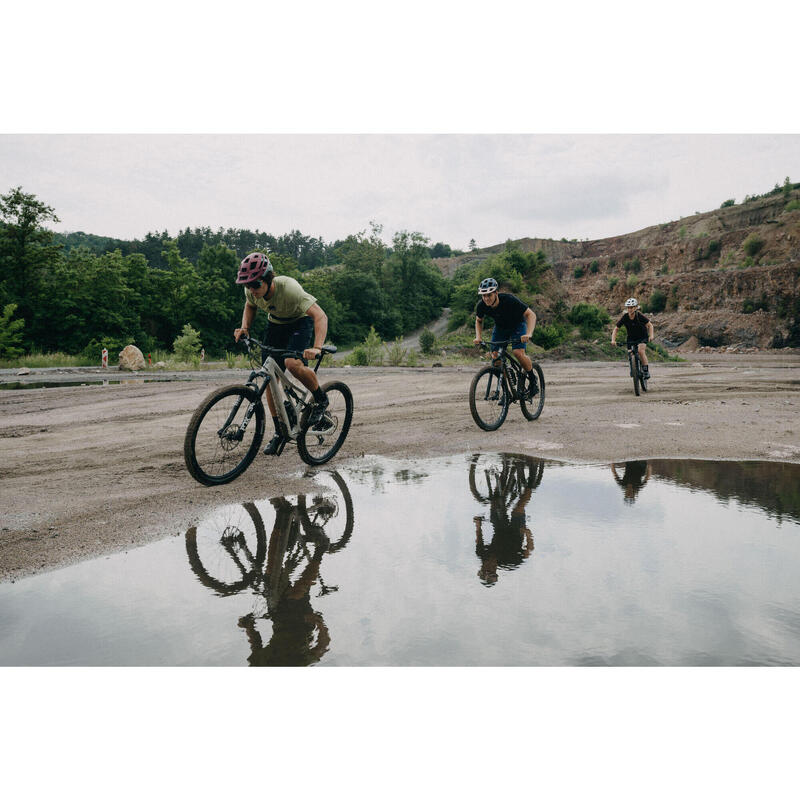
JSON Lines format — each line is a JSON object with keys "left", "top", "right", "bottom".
{"left": 2, "top": 352, "right": 799, "bottom": 581}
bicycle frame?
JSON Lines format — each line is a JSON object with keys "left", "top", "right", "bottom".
{"left": 248, "top": 358, "right": 311, "bottom": 441}
{"left": 485, "top": 341, "right": 525, "bottom": 403}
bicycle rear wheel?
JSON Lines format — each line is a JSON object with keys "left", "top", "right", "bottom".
{"left": 298, "top": 471, "right": 354, "bottom": 552}
{"left": 184, "top": 385, "right": 266, "bottom": 485}
{"left": 469, "top": 366, "right": 509, "bottom": 431}
{"left": 297, "top": 381, "right": 354, "bottom": 466}
{"left": 629, "top": 353, "right": 640, "bottom": 396}
{"left": 520, "top": 363, "right": 545, "bottom": 420}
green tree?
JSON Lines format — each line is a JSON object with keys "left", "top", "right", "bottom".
{"left": 0, "top": 303, "right": 25, "bottom": 358}
{"left": 0, "top": 187, "right": 62, "bottom": 343}
{"left": 173, "top": 323, "right": 202, "bottom": 361}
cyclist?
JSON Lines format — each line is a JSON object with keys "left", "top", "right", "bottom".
{"left": 611, "top": 460, "right": 652, "bottom": 504}
{"left": 233, "top": 252, "right": 330, "bottom": 455}
{"left": 472, "top": 277, "right": 539, "bottom": 396}
{"left": 611, "top": 297, "right": 654, "bottom": 379}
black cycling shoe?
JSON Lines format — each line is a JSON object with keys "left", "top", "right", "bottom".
{"left": 307, "top": 396, "right": 330, "bottom": 429}
{"left": 262, "top": 433, "right": 286, "bottom": 455}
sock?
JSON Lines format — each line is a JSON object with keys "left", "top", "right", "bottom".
{"left": 272, "top": 416, "right": 280, "bottom": 434}
{"left": 312, "top": 387, "right": 327, "bottom": 403}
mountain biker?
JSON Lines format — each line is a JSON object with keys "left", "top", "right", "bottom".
{"left": 233, "top": 252, "right": 330, "bottom": 455}
{"left": 611, "top": 460, "right": 652, "bottom": 504}
{"left": 611, "top": 297, "right": 654, "bottom": 379}
{"left": 473, "top": 277, "right": 539, "bottom": 396}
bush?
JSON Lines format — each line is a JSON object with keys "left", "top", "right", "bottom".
{"left": 589, "top": 260, "right": 599, "bottom": 273}
{"left": 0, "top": 303, "right": 25, "bottom": 359}
{"left": 742, "top": 293, "right": 769, "bottom": 314}
{"left": 573, "top": 266, "right": 585, "bottom": 279}
{"left": 623, "top": 257, "right": 641, "bottom": 273}
{"left": 785, "top": 199, "right": 800, "bottom": 212}
{"left": 362, "top": 326, "right": 383, "bottom": 365}
{"left": 173, "top": 324, "right": 203, "bottom": 362}
{"left": 608, "top": 276, "right": 618, "bottom": 289}
{"left": 608, "top": 258, "right": 616, "bottom": 268}
{"left": 532, "top": 322, "right": 568, "bottom": 350}
{"left": 567, "top": 303, "right": 611, "bottom": 338}
{"left": 384, "top": 337, "right": 408, "bottom": 366}
{"left": 626, "top": 274, "right": 639, "bottom": 288}
{"left": 720, "top": 198, "right": 735, "bottom": 208}
{"left": 79, "top": 335, "right": 134, "bottom": 363}
{"left": 644, "top": 289, "right": 667, "bottom": 314}
{"left": 419, "top": 328, "right": 436, "bottom": 354}
{"left": 742, "top": 234, "right": 764, "bottom": 258}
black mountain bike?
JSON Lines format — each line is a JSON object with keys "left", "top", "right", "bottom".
{"left": 622, "top": 339, "right": 649, "bottom": 396}
{"left": 184, "top": 334, "right": 353, "bottom": 485}
{"left": 469, "top": 340, "right": 545, "bottom": 431}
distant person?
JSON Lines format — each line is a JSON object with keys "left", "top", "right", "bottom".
{"left": 474, "top": 483, "right": 535, "bottom": 586}
{"left": 473, "top": 277, "right": 539, "bottom": 397}
{"left": 611, "top": 297, "right": 654, "bottom": 379}
{"left": 611, "top": 460, "right": 652, "bottom": 504}
{"left": 233, "top": 252, "right": 330, "bottom": 455}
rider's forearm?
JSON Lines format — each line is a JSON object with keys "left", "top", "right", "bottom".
{"left": 240, "top": 304, "right": 256, "bottom": 332}
{"left": 312, "top": 311, "right": 328, "bottom": 349}
{"left": 475, "top": 319, "right": 483, "bottom": 340}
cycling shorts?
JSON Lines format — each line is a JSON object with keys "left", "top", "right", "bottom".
{"left": 265, "top": 316, "right": 314, "bottom": 368}
{"left": 491, "top": 321, "right": 528, "bottom": 352}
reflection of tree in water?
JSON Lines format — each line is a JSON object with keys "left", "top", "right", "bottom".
{"left": 469, "top": 454, "right": 544, "bottom": 586}
{"left": 611, "top": 461, "right": 651, "bottom": 504}
{"left": 185, "top": 472, "right": 354, "bottom": 666}
{"left": 648, "top": 460, "right": 800, "bottom": 524}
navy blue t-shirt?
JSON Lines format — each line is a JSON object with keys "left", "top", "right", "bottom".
{"left": 475, "top": 293, "right": 529, "bottom": 331}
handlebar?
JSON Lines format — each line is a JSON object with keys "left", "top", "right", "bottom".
{"left": 240, "top": 333, "right": 337, "bottom": 364}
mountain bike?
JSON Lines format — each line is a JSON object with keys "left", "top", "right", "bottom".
{"left": 184, "top": 334, "right": 353, "bottom": 485}
{"left": 469, "top": 340, "right": 545, "bottom": 431}
{"left": 621, "top": 339, "right": 649, "bottom": 396}
{"left": 468, "top": 453, "right": 545, "bottom": 506}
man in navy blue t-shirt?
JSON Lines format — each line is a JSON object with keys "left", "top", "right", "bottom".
{"left": 473, "top": 277, "right": 538, "bottom": 393}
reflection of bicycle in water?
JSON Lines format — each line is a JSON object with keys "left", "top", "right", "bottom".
{"left": 469, "top": 454, "right": 544, "bottom": 586}
{"left": 611, "top": 460, "right": 651, "bottom": 504}
{"left": 185, "top": 471, "right": 354, "bottom": 665}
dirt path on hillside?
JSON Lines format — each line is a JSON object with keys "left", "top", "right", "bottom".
{"left": 2, "top": 352, "right": 799, "bottom": 581}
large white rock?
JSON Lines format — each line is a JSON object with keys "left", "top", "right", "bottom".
{"left": 118, "top": 344, "right": 146, "bottom": 371}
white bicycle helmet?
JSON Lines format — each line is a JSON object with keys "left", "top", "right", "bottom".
{"left": 478, "top": 277, "right": 498, "bottom": 295}
{"left": 625, "top": 297, "right": 638, "bottom": 308}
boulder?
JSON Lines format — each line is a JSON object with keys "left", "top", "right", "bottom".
{"left": 17, "top": 367, "right": 31, "bottom": 376}
{"left": 118, "top": 345, "right": 146, "bottom": 371}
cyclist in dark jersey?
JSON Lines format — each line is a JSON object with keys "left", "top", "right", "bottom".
{"left": 611, "top": 297, "right": 654, "bottom": 378}
{"left": 611, "top": 460, "right": 652, "bottom": 504}
{"left": 473, "top": 277, "right": 539, "bottom": 395}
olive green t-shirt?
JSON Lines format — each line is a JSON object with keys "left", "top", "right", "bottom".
{"left": 244, "top": 276, "right": 317, "bottom": 325}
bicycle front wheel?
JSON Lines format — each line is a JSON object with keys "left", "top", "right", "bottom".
{"left": 469, "top": 366, "right": 509, "bottom": 431}
{"left": 629, "top": 353, "right": 640, "bottom": 396}
{"left": 184, "top": 385, "right": 266, "bottom": 485}
{"left": 297, "top": 381, "right": 354, "bottom": 466}
{"left": 520, "top": 363, "right": 545, "bottom": 420}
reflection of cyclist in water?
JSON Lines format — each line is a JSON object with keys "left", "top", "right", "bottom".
{"left": 238, "top": 497, "right": 332, "bottom": 666}
{"left": 474, "top": 479, "right": 536, "bottom": 586}
{"left": 611, "top": 460, "right": 652, "bottom": 504}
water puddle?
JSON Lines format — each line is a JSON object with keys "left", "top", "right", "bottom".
{"left": 2, "top": 456, "right": 799, "bottom": 666}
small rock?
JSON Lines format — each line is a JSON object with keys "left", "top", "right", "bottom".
{"left": 17, "top": 367, "right": 31, "bottom": 376}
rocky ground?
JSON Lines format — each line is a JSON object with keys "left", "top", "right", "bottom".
{"left": 1, "top": 351, "right": 799, "bottom": 582}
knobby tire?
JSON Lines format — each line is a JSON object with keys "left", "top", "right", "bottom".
{"left": 297, "top": 381, "right": 354, "bottom": 466}
{"left": 469, "top": 366, "right": 509, "bottom": 431}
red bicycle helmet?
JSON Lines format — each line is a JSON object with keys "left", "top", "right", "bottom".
{"left": 236, "top": 252, "right": 274, "bottom": 285}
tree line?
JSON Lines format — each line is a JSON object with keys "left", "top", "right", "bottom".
{"left": 0, "top": 187, "right": 452, "bottom": 358}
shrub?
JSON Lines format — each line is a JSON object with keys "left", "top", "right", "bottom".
{"left": 720, "top": 198, "right": 735, "bottom": 208}
{"left": 608, "top": 257, "right": 616, "bottom": 268}
{"left": 623, "top": 257, "right": 641, "bottom": 273}
{"left": 405, "top": 349, "right": 419, "bottom": 367}
{"left": 607, "top": 277, "right": 618, "bottom": 289}
{"left": 573, "top": 266, "right": 585, "bottom": 279}
{"left": 742, "top": 234, "right": 764, "bottom": 258}
{"left": 419, "top": 328, "right": 436, "bottom": 354}
{"left": 173, "top": 324, "right": 202, "bottom": 362}
{"left": 532, "top": 322, "right": 568, "bottom": 350}
{"left": 79, "top": 335, "right": 134, "bottom": 362}
{"left": 0, "top": 303, "right": 26, "bottom": 359}
{"left": 567, "top": 303, "right": 611, "bottom": 338}
{"left": 644, "top": 289, "right": 667, "bottom": 314}
{"left": 742, "top": 293, "right": 769, "bottom": 314}
{"left": 679, "top": 226, "right": 687, "bottom": 238}
{"left": 626, "top": 274, "right": 639, "bottom": 288}
{"left": 384, "top": 337, "right": 408, "bottom": 366}
{"left": 785, "top": 199, "right": 800, "bottom": 212}
{"left": 589, "top": 260, "right": 599, "bottom": 273}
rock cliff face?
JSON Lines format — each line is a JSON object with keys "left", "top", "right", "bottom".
{"left": 436, "top": 190, "right": 800, "bottom": 349}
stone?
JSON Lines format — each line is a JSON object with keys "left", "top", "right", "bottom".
{"left": 118, "top": 344, "right": 146, "bottom": 371}
{"left": 17, "top": 367, "right": 31, "bottom": 375}
{"left": 154, "top": 361, "right": 167, "bottom": 369}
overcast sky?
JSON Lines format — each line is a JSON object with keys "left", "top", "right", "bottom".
{"left": 2, "top": 134, "right": 798, "bottom": 251}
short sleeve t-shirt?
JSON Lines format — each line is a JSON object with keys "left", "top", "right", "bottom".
{"left": 245, "top": 276, "right": 317, "bottom": 325}
{"left": 616, "top": 311, "right": 650, "bottom": 341}
{"left": 475, "top": 293, "right": 529, "bottom": 331}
